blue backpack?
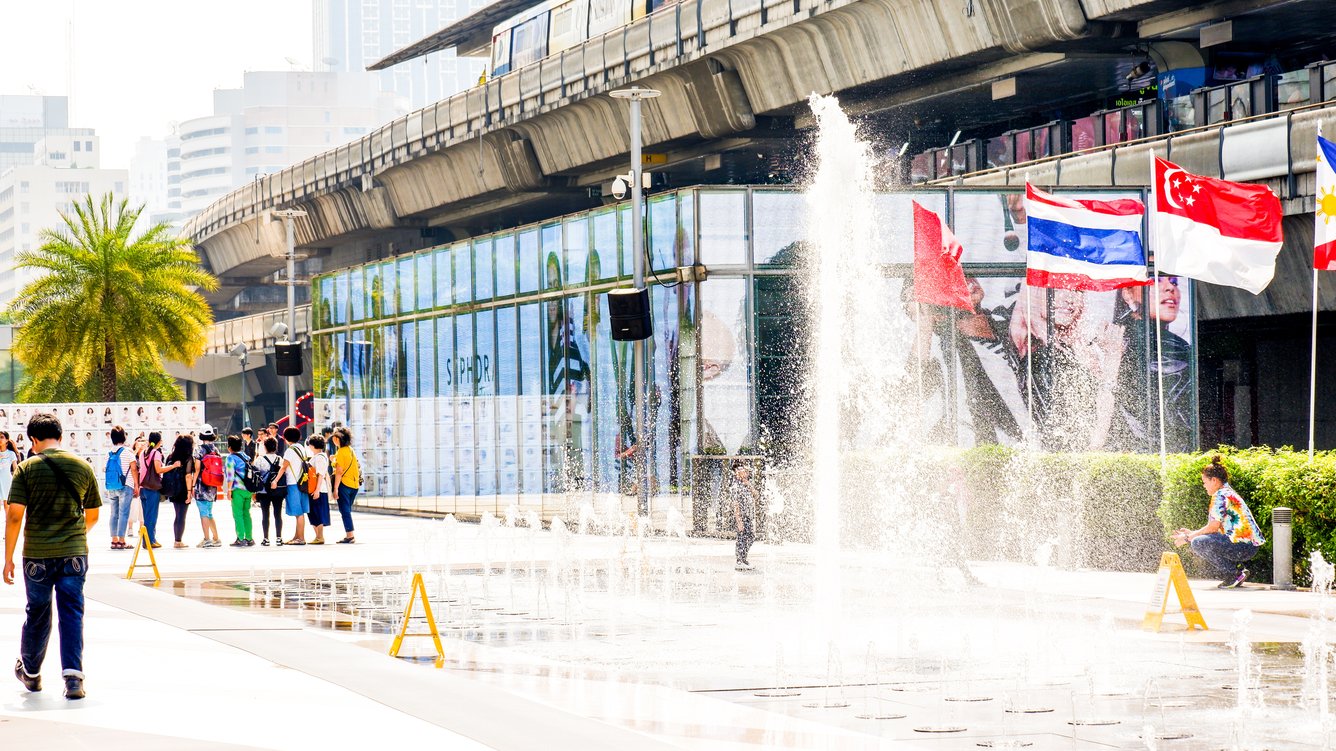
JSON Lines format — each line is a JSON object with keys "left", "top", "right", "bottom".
{"left": 104, "top": 447, "right": 127, "bottom": 492}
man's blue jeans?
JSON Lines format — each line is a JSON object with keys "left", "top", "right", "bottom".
{"left": 19, "top": 555, "right": 87, "bottom": 678}
{"left": 108, "top": 486, "right": 133, "bottom": 539}
{"left": 1189, "top": 533, "right": 1259, "bottom": 576}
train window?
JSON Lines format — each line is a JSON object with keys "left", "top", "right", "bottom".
{"left": 511, "top": 14, "right": 551, "bottom": 71}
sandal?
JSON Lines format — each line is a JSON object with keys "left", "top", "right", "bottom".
{"left": 336, "top": 537, "right": 355, "bottom": 544}
{"left": 284, "top": 539, "right": 306, "bottom": 546}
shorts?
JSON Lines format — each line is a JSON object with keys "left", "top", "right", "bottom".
{"left": 284, "top": 484, "right": 310, "bottom": 517}
{"left": 308, "top": 492, "right": 331, "bottom": 527}
{"left": 195, "top": 500, "right": 215, "bottom": 519}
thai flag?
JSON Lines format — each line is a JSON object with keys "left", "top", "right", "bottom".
{"left": 1024, "top": 184, "right": 1150, "bottom": 291}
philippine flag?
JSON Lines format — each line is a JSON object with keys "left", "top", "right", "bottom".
{"left": 1316, "top": 135, "right": 1336, "bottom": 271}
{"left": 1023, "top": 184, "right": 1150, "bottom": 291}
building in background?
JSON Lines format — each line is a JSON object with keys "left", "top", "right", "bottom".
{"left": 128, "top": 134, "right": 185, "bottom": 231}
{"left": 0, "top": 95, "right": 96, "bottom": 174}
{"left": 0, "top": 131, "right": 126, "bottom": 307}
{"left": 314, "top": 0, "right": 486, "bottom": 109}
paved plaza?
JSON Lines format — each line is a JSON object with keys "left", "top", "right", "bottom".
{"left": 2, "top": 504, "right": 1332, "bottom": 750}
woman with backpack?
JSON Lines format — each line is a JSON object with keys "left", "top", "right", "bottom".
{"left": 193, "top": 426, "right": 224, "bottom": 548}
{"left": 164, "top": 434, "right": 196, "bottom": 548}
{"left": 254, "top": 437, "right": 285, "bottom": 546}
{"left": 135, "top": 432, "right": 180, "bottom": 549}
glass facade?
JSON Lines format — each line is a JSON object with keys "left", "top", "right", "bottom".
{"left": 312, "top": 187, "right": 1196, "bottom": 519}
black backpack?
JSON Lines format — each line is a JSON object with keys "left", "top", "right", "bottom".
{"left": 160, "top": 462, "right": 185, "bottom": 498}
{"left": 237, "top": 454, "right": 266, "bottom": 494}
{"left": 255, "top": 455, "right": 282, "bottom": 492}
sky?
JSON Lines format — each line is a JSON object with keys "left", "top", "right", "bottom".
{"left": 0, "top": 0, "right": 313, "bottom": 168}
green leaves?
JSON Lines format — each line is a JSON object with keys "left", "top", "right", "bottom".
{"left": 6, "top": 193, "right": 219, "bottom": 402}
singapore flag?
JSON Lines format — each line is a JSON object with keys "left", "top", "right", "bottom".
{"left": 1152, "top": 157, "right": 1284, "bottom": 295}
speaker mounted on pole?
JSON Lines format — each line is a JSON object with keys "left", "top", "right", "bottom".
{"left": 607, "top": 287, "right": 652, "bottom": 341}
{"left": 275, "top": 341, "right": 304, "bottom": 377}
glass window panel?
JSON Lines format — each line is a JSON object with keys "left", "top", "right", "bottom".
{"left": 474, "top": 237, "right": 495, "bottom": 301}
{"left": 434, "top": 246, "right": 452, "bottom": 307}
{"left": 699, "top": 279, "right": 752, "bottom": 455}
{"left": 456, "top": 313, "right": 476, "bottom": 498}
{"left": 697, "top": 190, "right": 747, "bottom": 265}
{"left": 648, "top": 194, "right": 677, "bottom": 273}
{"left": 366, "top": 264, "right": 384, "bottom": 320}
{"left": 541, "top": 222, "right": 562, "bottom": 290}
{"left": 475, "top": 308, "right": 497, "bottom": 497}
{"left": 314, "top": 275, "right": 333, "bottom": 330}
{"left": 415, "top": 253, "right": 433, "bottom": 311}
{"left": 649, "top": 284, "right": 679, "bottom": 489}
{"left": 396, "top": 257, "right": 414, "bottom": 314}
{"left": 350, "top": 327, "right": 371, "bottom": 399}
{"left": 591, "top": 292, "right": 623, "bottom": 493}
{"left": 950, "top": 191, "right": 1027, "bottom": 263}
{"left": 417, "top": 318, "right": 436, "bottom": 397}
{"left": 333, "top": 271, "right": 349, "bottom": 325}
{"left": 591, "top": 209, "right": 617, "bottom": 282}
{"left": 495, "top": 234, "right": 517, "bottom": 297}
{"left": 542, "top": 290, "right": 567, "bottom": 493}
{"left": 679, "top": 190, "right": 695, "bottom": 266}
{"left": 518, "top": 229, "right": 539, "bottom": 294}
{"left": 986, "top": 135, "right": 1012, "bottom": 168}
{"left": 379, "top": 261, "right": 397, "bottom": 317}
{"left": 350, "top": 267, "right": 365, "bottom": 322}
{"left": 564, "top": 217, "right": 588, "bottom": 288}
{"left": 567, "top": 291, "right": 593, "bottom": 490}
{"left": 400, "top": 321, "right": 417, "bottom": 398}
{"left": 377, "top": 323, "right": 399, "bottom": 398}
{"left": 1071, "top": 116, "right": 1098, "bottom": 151}
{"left": 453, "top": 242, "right": 472, "bottom": 305}
{"left": 752, "top": 191, "right": 804, "bottom": 266}
{"left": 496, "top": 305, "right": 519, "bottom": 494}
{"left": 519, "top": 303, "right": 543, "bottom": 495}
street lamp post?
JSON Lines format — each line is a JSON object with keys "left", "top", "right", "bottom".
{"left": 230, "top": 343, "right": 249, "bottom": 430}
{"left": 610, "top": 85, "right": 660, "bottom": 517}
{"left": 272, "top": 208, "right": 307, "bottom": 427}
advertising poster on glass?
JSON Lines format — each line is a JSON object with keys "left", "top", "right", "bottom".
{"left": 0, "top": 401, "right": 204, "bottom": 477}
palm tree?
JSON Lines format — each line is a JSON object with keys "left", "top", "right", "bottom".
{"left": 8, "top": 193, "right": 219, "bottom": 402}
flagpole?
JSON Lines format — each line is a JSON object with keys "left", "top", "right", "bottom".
{"left": 1312, "top": 125, "right": 1324, "bottom": 462}
{"left": 1023, "top": 180, "right": 1036, "bottom": 445}
{"left": 1149, "top": 153, "right": 1168, "bottom": 478}
{"left": 1311, "top": 265, "right": 1320, "bottom": 461}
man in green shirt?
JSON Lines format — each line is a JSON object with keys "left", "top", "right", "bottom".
{"left": 3, "top": 413, "right": 100, "bottom": 700}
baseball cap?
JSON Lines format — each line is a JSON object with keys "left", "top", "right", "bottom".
{"left": 198, "top": 423, "right": 216, "bottom": 439}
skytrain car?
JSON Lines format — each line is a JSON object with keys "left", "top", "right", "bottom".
{"left": 489, "top": 0, "right": 679, "bottom": 77}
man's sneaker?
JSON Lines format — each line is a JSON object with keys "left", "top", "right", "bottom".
{"left": 735, "top": 562, "right": 754, "bottom": 571}
{"left": 229, "top": 540, "right": 246, "bottom": 548}
{"left": 63, "top": 674, "right": 85, "bottom": 700}
{"left": 13, "top": 660, "right": 40, "bottom": 692}
{"left": 1219, "top": 568, "right": 1249, "bottom": 589}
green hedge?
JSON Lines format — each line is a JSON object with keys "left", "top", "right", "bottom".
{"left": 796, "top": 445, "right": 1336, "bottom": 584}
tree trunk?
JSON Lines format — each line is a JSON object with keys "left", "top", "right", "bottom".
{"left": 102, "top": 336, "right": 117, "bottom": 402}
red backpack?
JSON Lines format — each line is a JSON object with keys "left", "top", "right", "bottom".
{"left": 200, "top": 446, "right": 225, "bottom": 488}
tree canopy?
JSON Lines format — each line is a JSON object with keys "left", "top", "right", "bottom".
{"left": 7, "top": 193, "right": 219, "bottom": 402}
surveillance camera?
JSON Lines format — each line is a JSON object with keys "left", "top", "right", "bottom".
{"left": 611, "top": 176, "right": 627, "bottom": 200}
{"left": 229, "top": 343, "right": 248, "bottom": 357}
{"left": 269, "top": 322, "right": 289, "bottom": 338}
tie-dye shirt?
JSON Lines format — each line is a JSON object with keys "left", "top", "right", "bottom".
{"left": 1210, "top": 484, "right": 1264, "bottom": 546}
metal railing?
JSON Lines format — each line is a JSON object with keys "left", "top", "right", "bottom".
{"left": 184, "top": 0, "right": 834, "bottom": 244}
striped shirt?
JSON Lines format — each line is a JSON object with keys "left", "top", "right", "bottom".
{"left": 8, "top": 448, "right": 102, "bottom": 559}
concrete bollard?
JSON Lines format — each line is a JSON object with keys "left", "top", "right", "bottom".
{"left": 1271, "top": 507, "right": 1296, "bottom": 590}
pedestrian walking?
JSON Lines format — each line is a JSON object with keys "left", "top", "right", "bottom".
{"left": 330, "top": 427, "right": 360, "bottom": 544}
{"left": 255, "top": 437, "right": 285, "bottom": 546}
{"left": 0, "top": 432, "right": 19, "bottom": 504}
{"left": 193, "top": 426, "right": 224, "bottom": 548}
{"left": 223, "top": 435, "right": 256, "bottom": 547}
{"left": 240, "top": 427, "right": 257, "bottom": 460}
{"left": 306, "top": 435, "right": 331, "bottom": 545}
{"left": 3, "top": 413, "right": 101, "bottom": 699}
{"left": 273, "top": 427, "right": 310, "bottom": 545}
{"left": 103, "top": 427, "right": 134, "bottom": 550}
{"left": 163, "top": 435, "right": 195, "bottom": 549}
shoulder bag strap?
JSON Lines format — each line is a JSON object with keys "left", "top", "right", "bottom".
{"left": 39, "top": 455, "right": 84, "bottom": 511}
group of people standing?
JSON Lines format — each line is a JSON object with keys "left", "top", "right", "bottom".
{"left": 99, "top": 422, "right": 362, "bottom": 550}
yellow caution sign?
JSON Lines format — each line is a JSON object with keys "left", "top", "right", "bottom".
{"left": 125, "top": 525, "right": 161, "bottom": 584}
{"left": 1142, "top": 552, "right": 1208, "bottom": 632}
{"left": 389, "top": 572, "right": 445, "bottom": 659}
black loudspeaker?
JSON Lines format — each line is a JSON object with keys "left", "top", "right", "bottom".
{"left": 608, "top": 288, "right": 653, "bottom": 341}
{"left": 275, "top": 342, "right": 304, "bottom": 377}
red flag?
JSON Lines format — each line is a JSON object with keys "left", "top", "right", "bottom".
{"left": 1152, "top": 157, "right": 1283, "bottom": 294}
{"left": 912, "top": 201, "right": 973, "bottom": 311}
